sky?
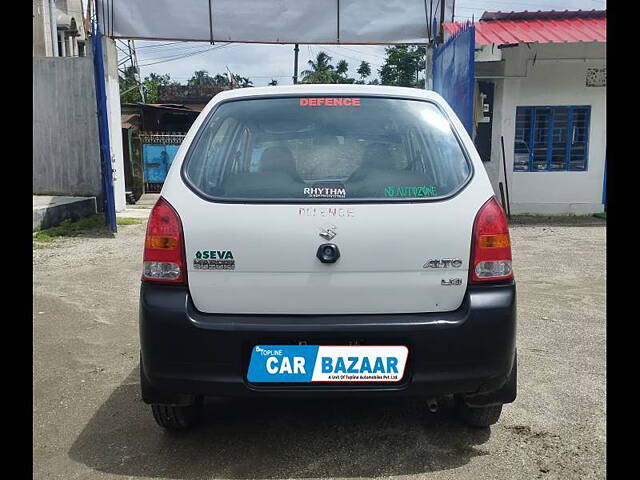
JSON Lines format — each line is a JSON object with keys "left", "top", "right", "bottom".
{"left": 118, "top": 0, "right": 606, "bottom": 88}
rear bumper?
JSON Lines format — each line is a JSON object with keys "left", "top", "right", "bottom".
{"left": 139, "top": 282, "right": 516, "bottom": 401}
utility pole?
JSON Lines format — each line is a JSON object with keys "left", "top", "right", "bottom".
{"left": 117, "top": 39, "right": 146, "bottom": 102}
{"left": 129, "top": 40, "right": 145, "bottom": 102}
{"left": 293, "top": 43, "right": 299, "bottom": 84}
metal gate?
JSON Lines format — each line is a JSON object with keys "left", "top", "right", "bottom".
{"left": 433, "top": 23, "right": 475, "bottom": 136}
{"left": 140, "top": 132, "right": 185, "bottom": 193}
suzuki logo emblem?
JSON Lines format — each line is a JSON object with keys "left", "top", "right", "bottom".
{"left": 319, "top": 224, "right": 337, "bottom": 240}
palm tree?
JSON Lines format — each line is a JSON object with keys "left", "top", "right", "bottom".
{"left": 301, "top": 52, "right": 335, "bottom": 84}
{"left": 357, "top": 61, "right": 371, "bottom": 81}
{"left": 336, "top": 60, "right": 349, "bottom": 76}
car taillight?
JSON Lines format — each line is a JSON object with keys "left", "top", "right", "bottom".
{"left": 142, "top": 197, "right": 186, "bottom": 284}
{"left": 469, "top": 197, "right": 513, "bottom": 284}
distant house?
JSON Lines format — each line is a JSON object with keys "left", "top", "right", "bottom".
{"left": 444, "top": 10, "right": 606, "bottom": 215}
{"left": 33, "top": 0, "right": 88, "bottom": 57}
{"left": 120, "top": 85, "right": 230, "bottom": 196}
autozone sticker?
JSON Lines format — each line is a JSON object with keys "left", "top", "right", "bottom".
{"left": 247, "top": 345, "right": 408, "bottom": 383}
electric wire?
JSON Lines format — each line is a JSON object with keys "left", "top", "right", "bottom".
{"left": 137, "top": 43, "right": 236, "bottom": 68}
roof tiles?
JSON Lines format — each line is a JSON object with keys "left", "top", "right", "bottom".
{"left": 443, "top": 10, "right": 606, "bottom": 45}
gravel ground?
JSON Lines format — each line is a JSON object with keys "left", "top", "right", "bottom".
{"left": 33, "top": 219, "right": 605, "bottom": 480}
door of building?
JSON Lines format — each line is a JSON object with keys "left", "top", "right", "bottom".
{"left": 474, "top": 81, "right": 494, "bottom": 163}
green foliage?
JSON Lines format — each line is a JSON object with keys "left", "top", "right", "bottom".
{"left": 187, "top": 70, "right": 217, "bottom": 86}
{"left": 357, "top": 61, "right": 371, "bottom": 81}
{"left": 187, "top": 70, "right": 253, "bottom": 88}
{"left": 117, "top": 217, "right": 144, "bottom": 225}
{"left": 336, "top": 59, "right": 349, "bottom": 75}
{"left": 119, "top": 67, "right": 179, "bottom": 103}
{"left": 119, "top": 66, "right": 143, "bottom": 103}
{"left": 301, "top": 52, "right": 334, "bottom": 84}
{"left": 301, "top": 51, "right": 357, "bottom": 84}
{"left": 143, "top": 73, "right": 179, "bottom": 103}
{"left": 34, "top": 215, "right": 143, "bottom": 243}
{"left": 378, "top": 45, "right": 426, "bottom": 88}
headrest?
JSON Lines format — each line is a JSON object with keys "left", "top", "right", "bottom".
{"left": 361, "top": 142, "right": 394, "bottom": 170}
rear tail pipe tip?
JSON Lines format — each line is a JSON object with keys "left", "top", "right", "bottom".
{"left": 427, "top": 397, "right": 439, "bottom": 413}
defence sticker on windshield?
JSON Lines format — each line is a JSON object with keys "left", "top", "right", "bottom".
{"left": 384, "top": 186, "right": 437, "bottom": 198}
{"left": 299, "top": 97, "right": 361, "bottom": 107}
{"left": 304, "top": 183, "right": 347, "bottom": 199}
{"left": 193, "top": 250, "right": 235, "bottom": 270}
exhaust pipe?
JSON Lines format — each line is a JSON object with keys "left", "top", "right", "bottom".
{"left": 427, "top": 397, "right": 439, "bottom": 413}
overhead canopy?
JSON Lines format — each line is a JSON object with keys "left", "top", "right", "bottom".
{"left": 96, "top": 0, "right": 453, "bottom": 44}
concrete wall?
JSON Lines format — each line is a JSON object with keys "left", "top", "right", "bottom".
{"left": 33, "top": 54, "right": 102, "bottom": 201}
{"left": 486, "top": 42, "right": 606, "bottom": 215}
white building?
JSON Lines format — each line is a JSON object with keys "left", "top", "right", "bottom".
{"left": 33, "top": 0, "right": 127, "bottom": 213}
{"left": 446, "top": 10, "right": 606, "bottom": 215}
{"left": 33, "top": 0, "right": 88, "bottom": 57}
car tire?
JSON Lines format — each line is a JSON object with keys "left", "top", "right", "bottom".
{"left": 456, "top": 402, "right": 503, "bottom": 428}
{"left": 151, "top": 399, "right": 202, "bottom": 431}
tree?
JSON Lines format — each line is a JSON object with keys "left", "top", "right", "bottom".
{"left": 378, "top": 45, "right": 426, "bottom": 88}
{"left": 143, "top": 73, "right": 179, "bottom": 103}
{"left": 357, "top": 61, "right": 371, "bottom": 81}
{"left": 336, "top": 60, "right": 349, "bottom": 76}
{"left": 301, "top": 51, "right": 360, "bottom": 84}
{"left": 212, "top": 74, "right": 229, "bottom": 86}
{"left": 119, "top": 67, "right": 179, "bottom": 103}
{"left": 334, "top": 59, "right": 357, "bottom": 84}
{"left": 301, "top": 51, "right": 336, "bottom": 84}
{"left": 187, "top": 70, "right": 253, "bottom": 88}
{"left": 187, "top": 70, "right": 216, "bottom": 87}
{"left": 119, "top": 66, "right": 143, "bottom": 103}
{"left": 228, "top": 74, "right": 253, "bottom": 88}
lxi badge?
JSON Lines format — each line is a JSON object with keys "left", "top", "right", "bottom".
{"left": 247, "top": 345, "right": 408, "bottom": 383}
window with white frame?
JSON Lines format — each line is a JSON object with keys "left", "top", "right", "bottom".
{"left": 514, "top": 106, "right": 591, "bottom": 172}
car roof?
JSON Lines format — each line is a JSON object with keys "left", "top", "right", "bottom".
{"left": 206, "top": 84, "right": 446, "bottom": 106}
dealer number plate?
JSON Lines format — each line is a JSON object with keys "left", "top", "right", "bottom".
{"left": 247, "top": 345, "right": 408, "bottom": 383}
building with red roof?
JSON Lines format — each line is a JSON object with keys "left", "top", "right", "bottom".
{"left": 443, "top": 10, "right": 606, "bottom": 215}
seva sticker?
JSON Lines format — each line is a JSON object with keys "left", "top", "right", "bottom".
{"left": 193, "top": 250, "right": 235, "bottom": 270}
{"left": 384, "top": 185, "right": 437, "bottom": 198}
{"left": 247, "top": 345, "right": 408, "bottom": 383}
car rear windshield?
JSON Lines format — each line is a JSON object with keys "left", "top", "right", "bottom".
{"left": 183, "top": 96, "right": 471, "bottom": 202}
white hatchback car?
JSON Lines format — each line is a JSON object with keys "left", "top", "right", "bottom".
{"left": 139, "top": 85, "right": 517, "bottom": 431}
